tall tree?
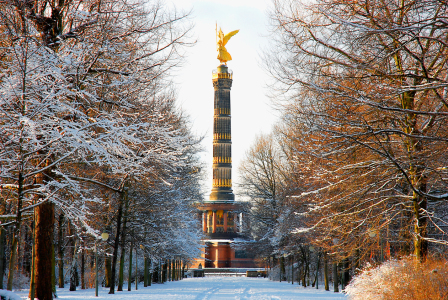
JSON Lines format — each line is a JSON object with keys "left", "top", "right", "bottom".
{"left": 0, "top": 0, "right": 194, "bottom": 298}
{"left": 266, "top": 0, "right": 448, "bottom": 260}
{"left": 238, "top": 134, "right": 288, "bottom": 252}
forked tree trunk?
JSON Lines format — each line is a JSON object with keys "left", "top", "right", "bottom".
{"left": 109, "top": 188, "right": 126, "bottom": 294}
{"left": 400, "top": 90, "right": 428, "bottom": 261}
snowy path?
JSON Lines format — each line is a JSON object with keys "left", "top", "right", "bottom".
{"left": 14, "top": 277, "right": 348, "bottom": 300}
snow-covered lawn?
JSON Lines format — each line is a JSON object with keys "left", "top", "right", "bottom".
{"left": 12, "top": 277, "right": 348, "bottom": 300}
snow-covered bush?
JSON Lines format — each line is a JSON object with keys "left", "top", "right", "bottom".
{"left": 0, "top": 289, "right": 22, "bottom": 300}
{"left": 346, "top": 256, "right": 448, "bottom": 300}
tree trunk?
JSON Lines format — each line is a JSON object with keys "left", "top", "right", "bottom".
{"left": 413, "top": 187, "right": 428, "bottom": 260}
{"left": 148, "top": 258, "right": 152, "bottom": 286}
{"left": 340, "top": 262, "right": 344, "bottom": 290}
{"left": 333, "top": 262, "right": 339, "bottom": 293}
{"left": 153, "top": 263, "right": 158, "bottom": 283}
{"left": 23, "top": 227, "right": 32, "bottom": 276}
{"left": 105, "top": 256, "right": 112, "bottom": 287}
{"left": 135, "top": 248, "right": 138, "bottom": 290}
{"left": 324, "top": 253, "right": 329, "bottom": 291}
{"left": 69, "top": 238, "right": 78, "bottom": 291}
{"left": 280, "top": 256, "right": 285, "bottom": 282}
{"left": 58, "top": 213, "right": 64, "bottom": 288}
{"left": 30, "top": 219, "right": 36, "bottom": 300}
{"left": 159, "top": 260, "right": 162, "bottom": 283}
{"left": 181, "top": 260, "right": 185, "bottom": 280}
{"left": 144, "top": 256, "right": 148, "bottom": 287}
{"left": 301, "top": 260, "right": 306, "bottom": 287}
{"left": 81, "top": 248, "right": 85, "bottom": 289}
{"left": 118, "top": 195, "right": 128, "bottom": 292}
{"left": 313, "top": 253, "right": 320, "bottom": 289}
{"left": 343, "top": 259, "right": 350, "bottom": 289}
{"left": 117, "top": 247, "right": 125, "bottom": 291}
{"left": 52, "top": 242, "right": 56, "bottom": 297}
{"left": 401, "top": 90, "right": 428, "bottom": 261}
{"left": 7, "top": 173, "right": 24, "bottom": 291}
{"left": 291, "top": 255, "right": 294, "bottom": 284}
{"left": 306, "top": 257, "right": 310, "bottom": 286}
{"left": 109, "top": 188, "right": 126, "bottom": 294}
{"left": 33, "top": 201, "right": 55, "bottom": 300}
{"left": 170, "top": 259, "right": 173, "bottom": 281}
{"left": 128, "top": 242, "right": 133, "bottom": 291}
{"left": 0, "top": 227, "right": 5, "bottom": 290}
{"left": 153, "top": 264, "right": 157, "bottom": 284}
{"left": 163, "top": 260, "right": 168, "bottom": 283}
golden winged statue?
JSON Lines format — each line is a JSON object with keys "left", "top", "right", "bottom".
{"left": 216, "top": 27, "right": 239, "bottom": 64}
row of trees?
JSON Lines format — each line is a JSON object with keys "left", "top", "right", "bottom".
{"left": 0, "top": 0, "right": 203, "bottom": 299}
{"left": 239, "top": 0, "right": 448, "bottom": 287}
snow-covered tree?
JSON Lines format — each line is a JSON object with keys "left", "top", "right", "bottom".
{"left": 0, "top": 0, "right": 197, "bottom": 297}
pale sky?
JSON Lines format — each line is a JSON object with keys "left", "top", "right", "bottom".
{"left": 168, "top": 0, "right": 277, "bottom": 197}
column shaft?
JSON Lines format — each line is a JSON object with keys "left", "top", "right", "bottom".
{"left": 202, "top": 211, "right": 207, "bottom": 233}
{"left": 223, "top": 211, "right": 228, "bottom": 233}
{"left": 212, "top": 211, "right": 217, "bottom": 233}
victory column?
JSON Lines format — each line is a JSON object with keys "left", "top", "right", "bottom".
{"left": 194, "top": 27, "right": 257, "bottom": 269}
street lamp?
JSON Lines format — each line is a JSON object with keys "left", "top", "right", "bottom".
{"left": 368, "top": 229, "right": 383, "bottom": 262}
{"left": 95, "top": 232, "right": 109, "bottom": 297}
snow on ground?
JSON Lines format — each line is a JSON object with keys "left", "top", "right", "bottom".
{"left": 13, "top": 277, "right": 348, "bottom": 300}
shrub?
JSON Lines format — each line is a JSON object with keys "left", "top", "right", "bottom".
{"left": 345, "top": 256, "right": 448, "bottom": 300}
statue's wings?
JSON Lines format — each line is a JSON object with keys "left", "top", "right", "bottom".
{"left": 222, "top": 30, "right": 239, "bottom": 46}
